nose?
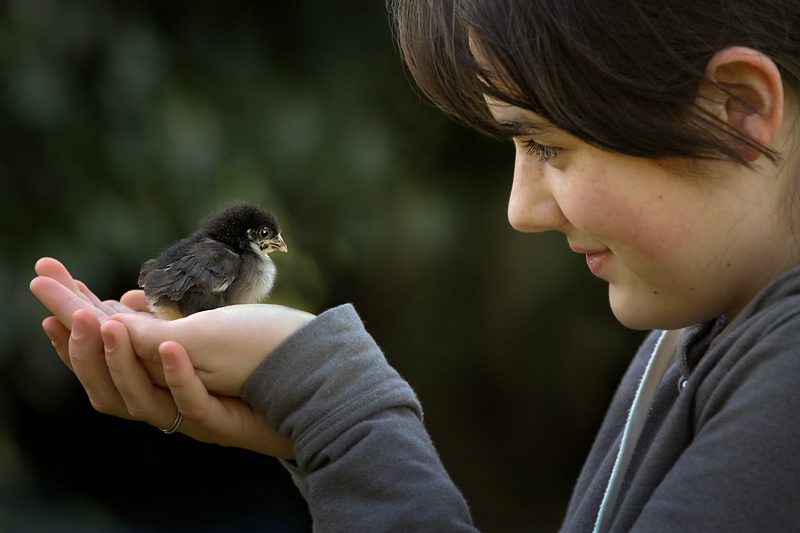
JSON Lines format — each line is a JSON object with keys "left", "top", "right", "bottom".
{"left": 507, "top": 150, "right": 568, "bottom": 233}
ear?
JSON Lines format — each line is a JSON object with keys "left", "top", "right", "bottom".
{"left": 703, "top": 46, "right": 784, "bottom": 162}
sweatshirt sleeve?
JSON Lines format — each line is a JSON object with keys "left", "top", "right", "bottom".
{"left": 241, "top": 304, "right": 478, "bottom": 533}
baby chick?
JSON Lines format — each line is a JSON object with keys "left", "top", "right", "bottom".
{"left": 138, "top": 201, "right": 287, "bottom": 319}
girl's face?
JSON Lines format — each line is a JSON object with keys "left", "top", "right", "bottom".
{"left": 487, "top": 98, "right": 798, "bottom": 330}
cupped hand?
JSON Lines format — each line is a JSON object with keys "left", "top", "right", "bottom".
{"left": 102, "top": 318, "right": 295, "bottom": 458}
{"left": 109, "top": 303, "right": 315, "bottom": 397}
{"left": 30, "top": 257, "right": 306, "bottom": 458}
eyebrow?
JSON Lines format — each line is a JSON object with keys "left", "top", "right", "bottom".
{"left": 497, "top": 119, "right": 557, "bottom": 137}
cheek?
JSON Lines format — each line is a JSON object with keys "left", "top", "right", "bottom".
{"left": 560, "top": 174, "right": 689, "bottom": 263}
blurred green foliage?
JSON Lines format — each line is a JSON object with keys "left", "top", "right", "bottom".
{"left": 1, "top": 1, "right": 645, "bottom": 531}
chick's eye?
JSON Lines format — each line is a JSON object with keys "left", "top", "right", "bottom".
{"left": 259, "top": 228, "right": 272, "bottom": 239}
{"left": 522, "top": 139, "right": 561, "bottom": 163}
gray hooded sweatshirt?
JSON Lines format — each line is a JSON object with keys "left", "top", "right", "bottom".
{"left": 243, "top": 267, "right": 800, "bottom": 532}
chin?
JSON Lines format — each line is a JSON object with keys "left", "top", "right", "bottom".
{"left": 608, "top": 287, "right": 686, "bottom": 331}
{"left": 611, "top": 309, "right": 658, "bottom": 331}
{"left": 610, "top": 282, "right": 729, "bottom": 331}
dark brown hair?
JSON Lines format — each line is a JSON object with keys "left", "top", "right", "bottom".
{"left": 389, "top": 0, "right": 799, "bottom": 164}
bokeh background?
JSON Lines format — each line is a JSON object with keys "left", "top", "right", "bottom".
{"left": 1, "top": 1, "right": 646, "bottom": 531}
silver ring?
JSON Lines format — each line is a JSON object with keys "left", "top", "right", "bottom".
{"left": 160, "top": 412, "right": 183, "bottom": 434}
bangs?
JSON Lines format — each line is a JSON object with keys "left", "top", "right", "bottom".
{"left": 389, "top": 0, "right": 779, "bottom": 164}
{"left": 389, "top": 0, "right": 533, "bottom": 139}
{"left": 390, "top": 0, "right": 623, "bottom": 142}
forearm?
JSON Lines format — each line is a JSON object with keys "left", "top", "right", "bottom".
{"left": 243, "top": 304, "right": 477, "bottom": 532}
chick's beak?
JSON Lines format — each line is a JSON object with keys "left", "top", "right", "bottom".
{"left": 266, "top": 234, "right": 288, "bottom": 253}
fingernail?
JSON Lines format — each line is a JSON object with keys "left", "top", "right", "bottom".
{"left": 42, "top": 322, "right": 57, "bottom": 346}
{"left": 101, "top": 329, "right": 115, "bottom": 352}
{"left": 71, "top": 318, "right": 85, "bottom": 340}
{"left": 159, "top": 347, "right": 174, "bottom": 369}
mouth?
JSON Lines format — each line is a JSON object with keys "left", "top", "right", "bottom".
{"left": 584, "top": 250, "right": 612, "bottom": 276}
{"left": 568, "top": 242, "right": 612, "bottom": 277}
{"left": 262, "top": 234, "right": 288, "bottom": 254}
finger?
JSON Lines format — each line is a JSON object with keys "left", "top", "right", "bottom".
{"left": 34, "top": 259, "right": 99, "bottom": 310}
{"left": 160, "top": 341, "right": 294, "bottom": 458}
{"left": 223, "top": 398, "right": 295, "bottom": 459}
{"left": 120, "top": 290, "right": 150, "bottom": 313}
{"left": 102, "top": 320, "right": 177, "bottom": 429}
{"left": 68, "top": 309, "right": 132, "bottom": 419}
{"left": 32, "top": 259, "right": 124, "bottom": 323}
{"left": 34, "top": 257, "right": 82, "bottom": 294}
{"left": 42, "top": 316, "right": 73, "bottom": 370}
{"left": 30, "top": 277, "right": 107, "bottom": 330}
{"left": 142, "top": 359, "right": 168, "bottom": 388}
{"left": 108, "top": 313, "right": 174, "bottom": 363}
{"left": 102, "top": 299, "right": 136, "bottom": 314}
{"left": 158, "top": 341, "right": 213, "bottom": 429}
{"left": 74, "top": 280, "right": 121, "bottom": 316}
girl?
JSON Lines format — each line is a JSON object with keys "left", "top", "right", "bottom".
{"left": 30, "top": 0, "right": 800, "bottom": 530}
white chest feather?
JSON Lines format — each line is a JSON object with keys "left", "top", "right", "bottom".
{"left": 227, "top": 251, "right": 277, "bottom": 304}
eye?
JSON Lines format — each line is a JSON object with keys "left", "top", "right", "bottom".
{"left": 259, "top": 228, "right": 272, "bottom": 239}
{"left": 522, "top": 139, "right": 561, "bottom": 163}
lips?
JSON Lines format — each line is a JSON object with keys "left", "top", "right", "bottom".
{"left": 569, "top": 243, "right": 612, "bottom": 276}
{"left": 584, "top": 250, "right": 612, "bottom": 276}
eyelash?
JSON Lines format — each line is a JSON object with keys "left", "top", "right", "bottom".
{"left": 523, "top": 139, "right": 561, "bottom": 163}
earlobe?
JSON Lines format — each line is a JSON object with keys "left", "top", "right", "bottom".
{"left": 703, "top": 46, "right": 784, "bottom": 162}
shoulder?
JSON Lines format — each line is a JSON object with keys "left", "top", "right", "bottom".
{"left": 692, "top": 293, "right": 800, "bottom": 425}
{"left": 712, "top": 291, "right": 800, "bottom": 374}
{"left": 722, "top": 269, "right": 800, "bottom": 351}
{"left": 641, "top": 295, "right": 800, "bottom": 529}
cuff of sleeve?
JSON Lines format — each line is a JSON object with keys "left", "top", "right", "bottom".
{"left": 242, "top": 304, "right": 422, "bottom": 468}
